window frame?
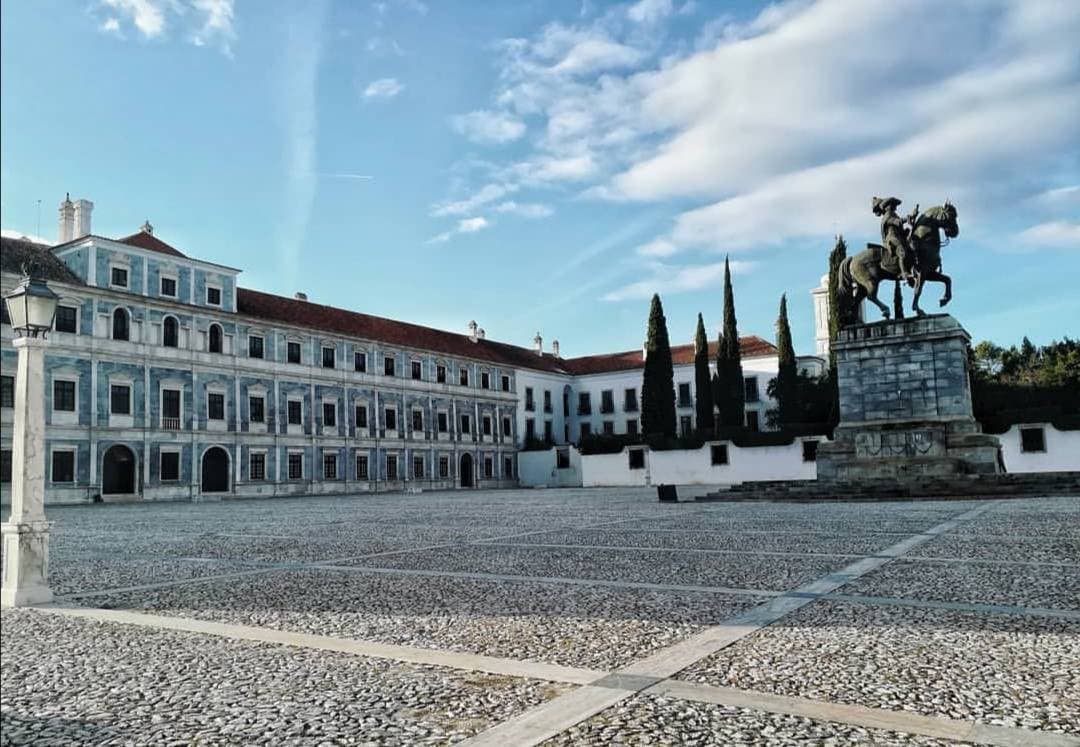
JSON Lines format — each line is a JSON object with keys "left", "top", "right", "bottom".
{"left": 50, "top": 447, "right": 76, "bottom": 484}
{"left": 354, "top": 350, "right": 367, "bottom": 372}
{"left": 248, "top": 395, "right": 266, "bottom": 423}
{"left": 323, "top": 451, "right": 339, "bottom": 480}
{"left": 384, "top": 406, "right": 398, "bottom": 432}
{"left": 109, "top": 264, "right": 129, "bottom": 289}
{"left": 208, "top": 323, "right": 223, "bottom": 354}
{"left": 322, "top": 401, "right": 337, "bottom": 428}
{"left": 160, "top": 449, "right": 181, "bottom": 481}
{"left": 52, "top": 377, "right": 77, "bottom": 413}
{"left": 356, "top": 453, "right": 369, "bottom": 480}
{"left": 355, "top": 403, "right": 369, "bottom": 429}
{"left": 287, "top": 398, "right": 303, "bottom": 426}
{"left": 112, "top": 307, "right": 130, "bottom": 341}
{"left": 287, "top": 451, "right": 304, "bottom": 480}
{"left": 711, "top": 444, "right": 729, "bottom": 466}
{"left": 159, "top": 275, "right": 178, "bottom": 298}
{"left": 109, "top": 383, "right": 132, "bottom": 415}
{"left": 1020, "top": 426, "right": 1046, "bottom": 453}
{"left": 249, "top": 450, "right": 267, "bottom": 481}
{"left": 248, "top": 334, "right": 265, "bottom": 359}
{"left": 1, "top": 375, "right": 15, "bottom": 408}
{"left": 162, "top": 315, "right": 179, "bottom": 348}
{"left": 205, "top": 283, "right": 222, "bottom": 307}
{"left": 383, "top": 355, "right": 396, "bottom": 377}
{"left": 411, "top": 360, "right": 423, "bottom": 381}
{"left": 287, "top": 340, "right": 303, "bottom": 364}
{"left": 322, "top": 345, "right": 336, "bottom": 369}
{"left": 207, "top": 391, "right": 226, "bottom": 421}
{"left": 55, "top": 304, "right": 78, "bottom": 334}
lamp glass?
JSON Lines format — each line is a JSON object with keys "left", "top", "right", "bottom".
{"left": 4, "top": 292, "right": 28, "bottom": 331}
{"left": 3, "top": 276, "right": 59, "bottom": 336}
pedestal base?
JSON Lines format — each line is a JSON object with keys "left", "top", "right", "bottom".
{"left": 1, "top": 520, "right": 55, "bottom": 607}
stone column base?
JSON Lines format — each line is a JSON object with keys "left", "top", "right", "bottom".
{"left": 1, "top": 520, "right": 55, "bottom": 607}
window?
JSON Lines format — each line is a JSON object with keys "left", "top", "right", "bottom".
{"left": 628, "top": 449, "right": 645, "bottom": 470}
{"left": 711, "top": 444, "right": 729, "bottom": 465}
{"left": 603, "top": 421, "right": 615, "bottom": 435}
{"left": 110, "top": 384, "right": 131, "bottom": 415}
{"left": 323, "top": 453, "right": 338, "bottom": 480}
{"left": 412, "top": 409, "right": 424, "bottom": 432}
{"left": 626, "top": 419, "right": 639, "bottom": 435}
{"left": 1, "top": 376, "right": 14, "bottom": 408}
{"left": 249, "top": 335, "right": 264, "bottom": 359}
{"left": 482, "top": 416, "right": 492, "bottom": 436}
{"left": 111, "top": 266, "right": 128, "bottom": 288}
{"left": 287, "top": 400, "right": 302, "bottom": 425}
{"left": 481, "top": 371, "right": 490, "bottom": 389}
{"left": 208, "top": 392, "right": 225, "bottom": 421}
{"left": 543, "top": 390, "right": 552, "bottom": 413}
{"left": 386, "top": 454, "right": 398, "bottom": 480}
{"left": 601, "top": 390, "right": 614, "bottom": 414}
{"left": 413, "top": 456, "right": 425, "bottom": 479}
{"left": 288, "top": 452, "right": 303, "bottom": 480}
{"left": 162, "top": 389, "right": 181, "bottom": 428}
{"left": 163, "top": 317, "right": 179, "bottom": 348}
{"left": 0, "top": 450, "right": 11, "bottom": 483}
{"left": 53, "top": 380, "right": 75, "bottom": 411}
{"left": 51, "top": 450, "right": 75, "bottom": 483}
{"left": 411, "top": 361, "right": 422, "bottom": 380}
{"left": 439, "top": 456, "right": 449, "bottom": 478}
{"left": 250, "top": 452, "right": 266, "bottom": 481}
{"left": 288, "top": 341, "right": 302, "bottom": 364}
{"left": 384, "top": 408, "right": 397, "bottom": 431}
{"left": 680, "top": 415, "right": 692, "bottom": 436}
{"left": 459, "top": 367, "right": 469, "bottom": 386}
{"left": 744, "top": 376, "right": 760, "bottom": 403}
{"left": 437, "top": 412, "right": 448, "bottom": 432}
{"left": 355, "top": 404, "right": 368, "bottom": 429}
{"left": 357, "top": 454, "right": 369, "bottom": 479}
{"left": 556, "top": 447, "right": 570, "bottom": 469}
{"left": 206, "top": 286, "right": 222, "bottom": 306}
{"left": 322, "top": 346, "right": 336, "bottom": 368}
{"left": 55, "top": 305, "right": 77, "bottom": 333}
{"left": 112, "top": 308, "right": 129, "bottom": 341}
{"left": 544, "top": 420, "right": 553, "bottom": 442}
{"left": 160, "top": 451, "right": 180, "bottom": 481}
{"left": 384, "top": 356, "right": 396, "bottom": 376}
{"left": 323, "top": 402, "right": 336, "bottom": 427}
{"left": 502, "top": 416, "right": 512, "bottom": 437}
{"left": 436, "top": 364, "right": 447, "bottom": 383}
{"left": 249, "top": 396, "right": 265, "bottom": 423}
{"left": 354, "top": 351, "right": 367, "bottom": 372}
{"left": 526, "top": 418, "right": 535, "bottom": 440}
{"left": 563, "top": 391, "right": 570, "bottom": 417}
{"left": 160, "top": 276, "right": 177, "bottom": 297}
{"left": 802, "top": 440, "right": 819, "bottom": 462}
{"left": 1020, "top": 427, "right": 1046, "bottom": 453}
{"left": 525, "top": 387, "right": 535, "bottom": 411}
{"left": 484, "top": 456, "right": 494, "bottom": 478}
{"left": 678, "top": 383, "right": 692, "bottom": 408}
{"left": 460, "top": 414, "right": 471, "bottom": 433}
{"left": 580, "top": 422, "right": 592, "bottom": 438}
{"left": 746, "top": 410, "right": 760, "bottom": 431}
{"left": 504, "top": 456, "right": 513, "bottom": 478}
{"left": 577, "top": 392, "right": 591, "bottom": 415}
{"left": 501, "top": 375, "right": 511, "bottom": 392}
{"left": 208, "top": 324, "right": 222, "bottom": 353}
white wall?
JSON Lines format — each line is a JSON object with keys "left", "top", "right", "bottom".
{"left": 580, "top": 450, "right": 650, "bottom": 487}
{"left": 517, "top": 447, "right": 582, "bottom": 487}
{"left": 999, "top": 424, "right": 1080, "bottom": 473}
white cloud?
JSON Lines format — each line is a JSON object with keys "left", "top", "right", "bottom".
{"left": 635, "top": 238, "right": 676, "bottom": 257}
{"left": 362, "top": 77, "right": 404, "bottom": 99}
{"left": 100, "top": 17, "right": 123, "bottom": 36}
{"left": 1, "top": 228, "right": 51, "bottom": 245}
{"left": 494, "top": 201, "right": 554, "bottom": 218}
{"left": 98, "top": 0, "right": 235, "bottom": 52}
{"left": 101, "top": 0, "right": 166, "bottom": 37}
{"left": 190, "top": 0, "right": 236, "bottom": 54}
{"left": 451, "top": 110, "right": 526, "bottom": 144}
{"left": 427, "top": 216, "right": 491, "bottom": 244}
{"left": 602, "top": 259, "right": 755, "bottom": 301}
{"left": 1014, "top": 220, "right": 1080, "bottom": 249}
{"left": 432, "top": 183, "right": 517, "bottom": 217}
{"left": 627, "top": 0, "right": 673, "bottom": 25}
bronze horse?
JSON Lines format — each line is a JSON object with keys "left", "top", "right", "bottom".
{"left": 840, "top": 202, "right": 958, "bottom": 318}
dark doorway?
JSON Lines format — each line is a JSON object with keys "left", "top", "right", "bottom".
{"left": 201, "top": 446, "right": 230, "bottom": 493}
{"left": 102, "top": 444, "right": 136, "bottom": 495}
{"left": 459, "top": 452, "right": 474, "bottom": 488}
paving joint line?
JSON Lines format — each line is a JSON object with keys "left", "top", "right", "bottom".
{"left": 472, "top": 541, "right": 863, "bottom": 561}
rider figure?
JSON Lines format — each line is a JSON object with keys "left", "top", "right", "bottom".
{"left": 872, "top": 196, "right": 917, "bottom": 285}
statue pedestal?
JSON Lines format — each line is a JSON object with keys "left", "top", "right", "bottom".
{"left": 817, "top": 314, "right": 1001, "bottom": 481}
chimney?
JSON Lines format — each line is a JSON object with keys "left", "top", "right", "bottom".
{"left": 551, "top": 339, "right": 560, "bottom": 358}
{"left": 468, "top": 320, "right": 478, "bottom": 342}
{"left": 140, "top": 220, "right": 154, "bottom": 235}
{"left": 73, "top": 199, "right": 94, "bottom": 238}
{"left": 533, "top": 332, "right": 543, "bottom": 356}
{"left": 294, "top": 292, "right": 308, "bottom": 301}
{"left": 477, "top": 328, "right": 486, "bottom": 340}
{"left": 58, "top": 194, "right": 75, "bottom": 243}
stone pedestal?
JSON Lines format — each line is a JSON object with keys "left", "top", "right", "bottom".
{"left": 817, "top": 314, "right": 1001, "bottom": 481}
{"left": 1, "top": 521, "right": 54, "bottom": 606}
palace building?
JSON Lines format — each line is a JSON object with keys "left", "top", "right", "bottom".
{"left": 1, "top": 196, "right": 795, "bottom": 504}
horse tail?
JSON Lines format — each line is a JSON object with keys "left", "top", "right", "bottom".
{"left": 839, "top": 256, "right": 854, "bottom": 297}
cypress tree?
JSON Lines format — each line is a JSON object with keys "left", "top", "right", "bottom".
{"left": 715, "top": 257, "right": 745, "bottom": 428}
{"left": 640, "top": 293, "right": 677, "bottom": 438}
{"left": 774, "top": 294, "right": 798, "bottom": 428}
{"left": 826, "top": 235, "right": 848, "bottom": 370}
{"left": 693, "top": 312, "right": 714, "bottom": 435}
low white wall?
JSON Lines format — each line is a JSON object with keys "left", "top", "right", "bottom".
{"left": 999, "top": 423, "right": 1080, "bottom": 473}
{"left": 581, "top": 450, "right": 649, "bottom": 487}
{"left": 648, "top": 440, "right": 822, "bottom": 486}
{"left": 518, "top": 447, "right": 583, "bottom": 487}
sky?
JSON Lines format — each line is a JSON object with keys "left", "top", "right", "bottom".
{"left": 1, "top": 0, "right": 1077, "bottom": 358}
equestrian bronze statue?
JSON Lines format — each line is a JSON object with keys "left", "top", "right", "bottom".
{"left": 840, "top": 196, "right": 958, "bottom": 319}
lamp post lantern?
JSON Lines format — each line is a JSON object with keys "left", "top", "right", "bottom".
{"left": 2, "top": 269, "right": 60, "bottom": 607}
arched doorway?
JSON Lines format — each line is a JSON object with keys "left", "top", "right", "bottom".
{"left": 201, "top": 446, "right": 230, "bottom": 493}
{"left": 102, "top": 444, "right": 137, "bottom": 495}
{"left": 459, "top": 453, "right": 474, "bottom": 488}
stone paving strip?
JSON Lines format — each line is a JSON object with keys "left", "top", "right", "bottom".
{"left": 678, "top": 600, "right": 1080, "bottom": 737}
{"left": 459, "top": 503, "right": 999, "bottom": 746}
{"left": 912, "top": 533, "right": 1080, "bottom": 563}
{"left": 0, "top": 608, "right": 572, "bottom": 747}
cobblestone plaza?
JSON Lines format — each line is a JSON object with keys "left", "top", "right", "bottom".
{"left": 2, "top": 489, "right": 1078, "bottom": 746}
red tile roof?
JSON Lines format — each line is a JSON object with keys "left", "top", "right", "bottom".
{"left": 117, "top": 230, "right": 188, "bottom": 258}
{"left": 563, "top": 337, "right": 777, "bottom": 375}
{"left": 237, "top": 288, "right": 569, "bottom": 373}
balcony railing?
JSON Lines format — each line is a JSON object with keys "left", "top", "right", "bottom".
{"left": 162, "top": 417, "right": 182, "bottom": 430}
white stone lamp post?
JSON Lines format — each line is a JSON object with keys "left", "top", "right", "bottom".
{"left": 2, "top": 270, "right": 59, "bottom": 607}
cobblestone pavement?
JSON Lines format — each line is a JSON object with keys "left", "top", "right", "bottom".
{"left": 2, "top": 489, "right": 1078, "bottom": 746}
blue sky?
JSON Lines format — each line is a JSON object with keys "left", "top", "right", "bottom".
{"left": 2, "top": 0, "right": 1077, "bottom": 357}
